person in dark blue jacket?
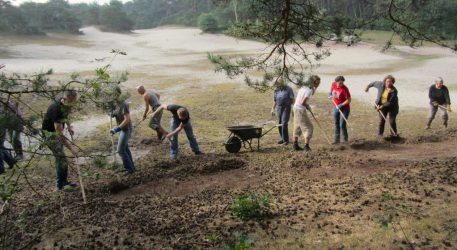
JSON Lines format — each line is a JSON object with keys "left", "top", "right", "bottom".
{"left": 426, "top": 77, "right": 451, "bottom": 129}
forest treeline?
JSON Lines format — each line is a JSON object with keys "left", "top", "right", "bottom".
{"left": 0, "top": 0, "right": 456, "bottom": 39}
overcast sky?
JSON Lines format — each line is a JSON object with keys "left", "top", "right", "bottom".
{"left": 12, "top": 0, "right": 131, "bottom": 5}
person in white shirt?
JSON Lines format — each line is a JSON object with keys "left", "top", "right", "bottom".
{"left": 292, "top": 75, "right": 321, "bottom": 152}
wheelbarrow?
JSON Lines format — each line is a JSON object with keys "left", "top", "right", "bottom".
{"left": 224, "top": 124, "right": 282, "bottom": 153}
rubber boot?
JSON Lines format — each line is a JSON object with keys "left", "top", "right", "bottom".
{"left": 293, "top": 142, "right": 303, "bottom": 151}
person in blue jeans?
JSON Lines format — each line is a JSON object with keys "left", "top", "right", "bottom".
{"left": 329, "top": 76, "right": 351, "bottom": 144}
{"left": 0, "top": 96, "right": 24, "bottom": 160}
{"left": 0, "top": 127, "right": 17, "bottom": 175}
{"left": 109, "top": 87, "right": 135, "bottom": 174}
{"left": 152, "top": 104, "right": 201, "bottom": 160}
{"left": 42, "top": 90, "right": 79, "bottom": 190}
{"left": 271, "top": 78, "right": 295, "bottom": 145}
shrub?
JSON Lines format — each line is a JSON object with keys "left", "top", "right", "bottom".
{"left": 198, "top": 13, "right": 218, "bottom": 33}
{"left": 224, "top": 232, "right": 253, "bottom": 250}
{"left": 230, "top": 192, "right": 270, "bottom": 219}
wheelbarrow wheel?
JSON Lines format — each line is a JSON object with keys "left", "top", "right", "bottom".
{"left": 225, "top": 136, "right": 241, "bottom": 153}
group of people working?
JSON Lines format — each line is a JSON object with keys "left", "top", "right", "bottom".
{"left": 272, "top": 75, "right": 452, "bottom": 151}
{"left": 0, "top": 85, "right": 202, "bottom": 190}
{"left": 0, "top": 75, "right": 452, "bottom": 191}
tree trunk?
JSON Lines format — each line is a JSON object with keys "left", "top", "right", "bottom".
{"left": 233, "top": 0, "right": 238, "bottom": 23}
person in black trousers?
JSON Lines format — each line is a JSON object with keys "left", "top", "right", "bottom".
{"left": 365, "top": 75, "right": 399, "bottom": 138}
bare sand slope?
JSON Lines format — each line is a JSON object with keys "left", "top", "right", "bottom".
{"left": 1, "top": 26, "right": 265, "bottom": 74}
{"left": 1, "top": 26, "right": 456, "bottom": 110}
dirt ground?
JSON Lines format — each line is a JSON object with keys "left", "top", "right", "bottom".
{"left": 3, "top": 128, "right": 457, "bottom": 249}
{"left": 2, "top": 83, "right": 457, "bottom": 249}
{"left": 1, "top": 27, "right": 457, "bottom": 249}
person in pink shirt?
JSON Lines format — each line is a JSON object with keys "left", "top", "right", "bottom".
{"left": 328, "top": 76, "right": 351, "bottom": 144}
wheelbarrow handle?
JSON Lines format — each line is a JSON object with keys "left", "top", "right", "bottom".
{"left": 261, "top": 124, "right": 283, "bottom": 137}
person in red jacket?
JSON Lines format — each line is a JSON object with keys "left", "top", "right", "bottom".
{"left": 329, "top": 76, "right": 351, "bottom": 144}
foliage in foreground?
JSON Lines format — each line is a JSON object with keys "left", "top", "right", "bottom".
{"left": 0, "top": 49, "right": 128, "bottom": 248}
{"left": 209, "top": 0, "right": 457, "bottom": 91}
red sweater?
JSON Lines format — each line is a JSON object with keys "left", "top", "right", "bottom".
{"left": 330, "top": 82, "right": 351, "bottom": 110}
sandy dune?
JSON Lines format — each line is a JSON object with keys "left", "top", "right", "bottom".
{"left": 1, "top": 26, "right": 456, "bottom": 110}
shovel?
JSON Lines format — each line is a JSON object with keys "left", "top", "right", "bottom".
{"left": 133, "top": 110, "right": 152, "bottom": 129}
{"left": 307, "top": 108, "right": 332, "bottom": 145}
{"left": 375, "top": 104, "right": 398, "bottom": 137}
{"left": 109, "top": 116, "right": 119, "bottom": 168}
{"left": 331, "top": 99, "right": 350, "bottom": 126}
{"left": 70, "top": 134, "right": 87, "bottom": 204}
{"left": 367, "top": 91, "right": 398, "bottom": 137}
{"left": 438, "top": 104, "right": 452, "bottom": 113}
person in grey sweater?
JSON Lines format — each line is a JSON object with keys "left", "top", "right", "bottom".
{"left": 271, "top": 77, "right": 295, "bottom": 145}
{"left": 137, "top": 85, "right": 168, "bottom": 140}
{"left": 364, "top": 75, "right": 399, "bottom": 137}
{"left": 426, "top": 77, "right": 452, "bottom": 129}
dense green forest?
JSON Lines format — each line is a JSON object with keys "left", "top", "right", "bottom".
{"left": 0, "top": 0, "right": 456, "bottom": 40}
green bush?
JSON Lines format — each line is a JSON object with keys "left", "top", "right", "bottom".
{"left": 197, "top": 13, "right": 218, "bottom": 32}
{"left": 230, "top": 192, "right": 270, "bottom": 219}
{"left": 224, "top": 231, "right": 253, "bottom": 250}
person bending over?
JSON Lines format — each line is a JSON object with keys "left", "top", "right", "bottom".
{"left": 151, "top": 104, "right": 202, "bottom": 160}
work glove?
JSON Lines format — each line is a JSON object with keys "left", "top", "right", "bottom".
{"left": 271, "top": 108, "right": 276, "bottom": 116}
{"left": 336, "top": 104, "right": 343, "bottom": 110}
{"left": 328, "top": 93, "right": 333, "bottom": 99}
{"left": 431, "top": 101, "right": 439, "bottom": 107}
{"left": 109, "top": 126, "right": 122, "bottom": 136}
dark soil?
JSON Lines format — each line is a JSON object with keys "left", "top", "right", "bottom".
{"left": 2, "top": 129, "right": 457, "bottom": 249}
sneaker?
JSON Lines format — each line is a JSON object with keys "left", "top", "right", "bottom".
{"left": 331, "top": 141, "right": 339, "bottom": 145}
{"left": 115, "top": 168, "right": 128, "bottom": 173}
{"left": 277, "top": 140, "right": 284, "bottom": 144}
{"left": 156, "top": 131, "right": 163, "bottom": 140}
{"left": 14, "top": 154, "right": 24, "bottom": 161}
{"left": 283, "top": 141, "right": 289, "bottom": 145}
{"left": 61, "top": 183, "right": 77, "bottom": 191}
{"left": 304, "top": 145, "right": 311, "bottom": 152}
{"left": 64, "top": 182, "right": 77, "bottom": 187}
{"left": 161, "top": 133, "right": 168, "bottom": 142}
{"left": 122, "top": 171, "right": 134, "bottom": 176}
{"left": 293, "top": 143, "right": 303, "bottom": 151}
{"left": 7, "top": 159, "right": 17, "bottom": 169}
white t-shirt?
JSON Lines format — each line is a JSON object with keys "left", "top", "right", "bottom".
{"left": 294, "top": 86, "right": 313, "bottom": 110}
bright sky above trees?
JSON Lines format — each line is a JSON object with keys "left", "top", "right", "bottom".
{"left": 13, "top": 0, "right": 131, "bottom": 6}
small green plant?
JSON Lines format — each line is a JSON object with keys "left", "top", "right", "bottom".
{"left": 230, "top": 192, "right": 270, "bottom": 219}
{"left": 0, "top": 178, "right": 17, "bottom": 203}
{"left": 381, "top": 191, "right": 393, "bottom": 202}
{"left": 92, "top": 156, "right": 108, "bottom": 168}
{"left": 224, "top": 231, "right": 253, "bottom": 250}
{"left": 204, "top": 233, "right": 220, "bottom": 247}
{"left": 373, "top": 214, "right": 393, "bottom": 230}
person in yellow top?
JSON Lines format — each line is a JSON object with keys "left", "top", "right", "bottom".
{"left": 364, "top": 75, "right": 399, "bottom": 138}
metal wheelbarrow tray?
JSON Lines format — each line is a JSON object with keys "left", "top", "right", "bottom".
{"left": 224, "top": 124, "right": 281, "bottom": 153}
